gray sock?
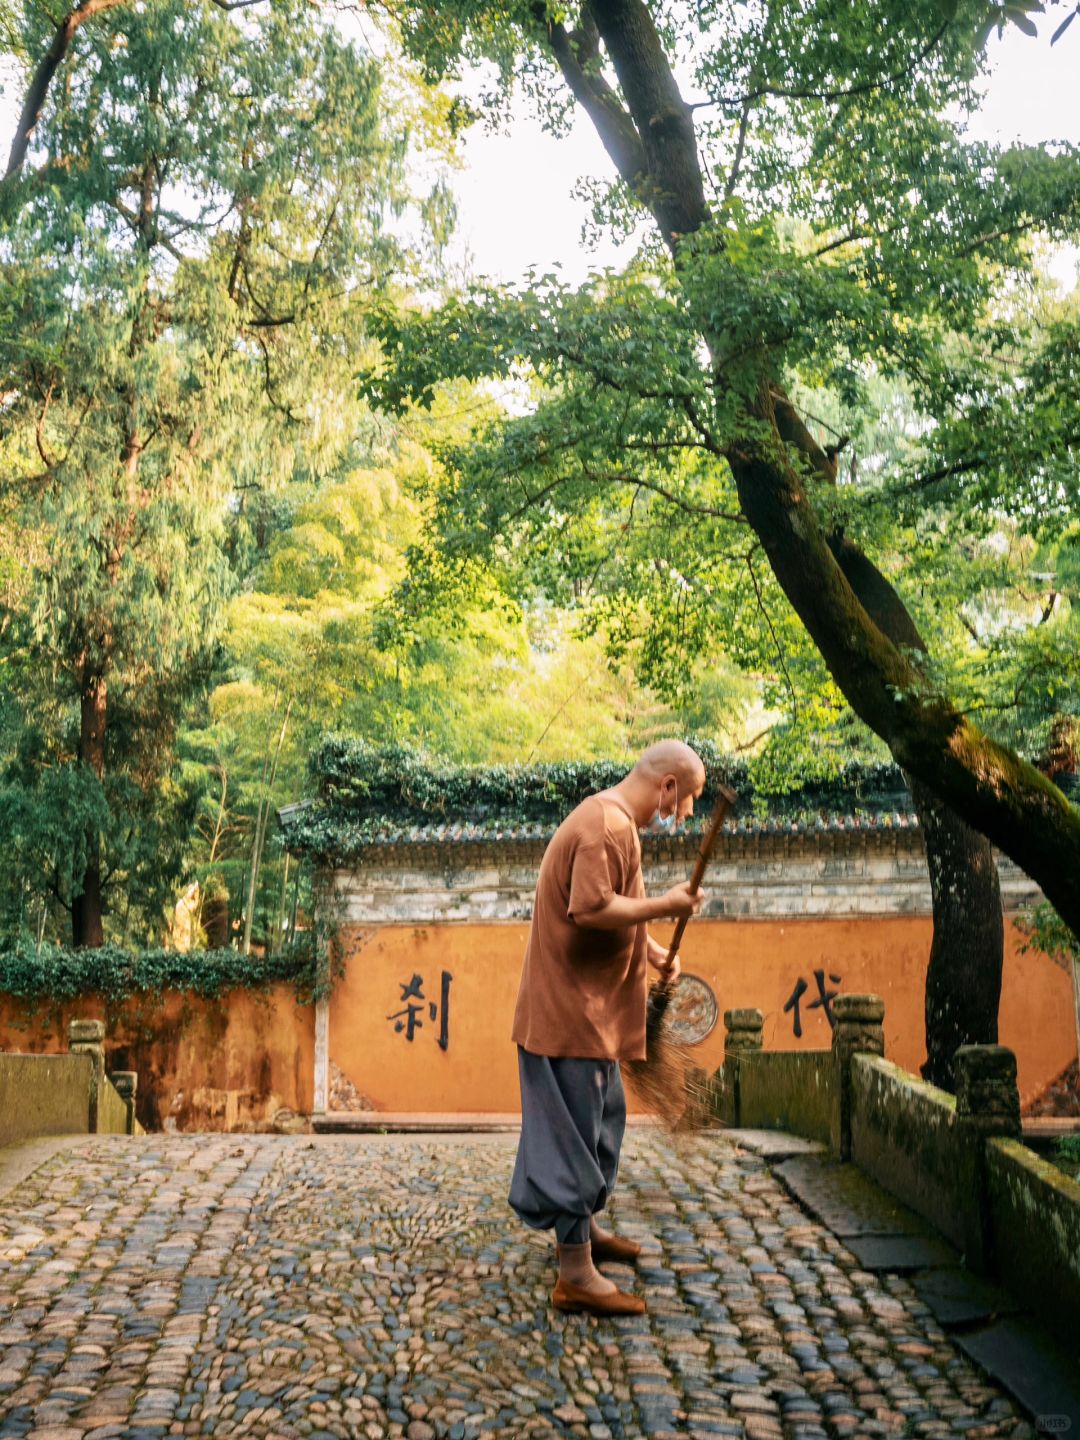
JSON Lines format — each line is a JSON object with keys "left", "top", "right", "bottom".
{"left": 556, "top": 1240, "right": 616, "bottom": 1294}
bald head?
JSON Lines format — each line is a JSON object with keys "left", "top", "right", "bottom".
{"left": 609, "top": 739, "right": 706, "bottom": 829}
{"left": 633, "top": 740, "right": 706, "bottom": 791}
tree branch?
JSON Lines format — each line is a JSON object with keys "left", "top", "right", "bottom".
{"left": 728, "top": 380, "right": 1080, "bottom": 935}
{"left": 254, "top": 333, "right": 301, "bottom": 423}
{"left": 579, "top": 466, "right": 745, "bottom": 523}
{"left": 746, "top": 544, "right": 797, "bottom": 719}
{"left": 681, "top": 394, "right": 723, "bottom": 454}
{"left": 954, "top": 217, "right": 1041, "bottom": 260}
{"left": 1039, "top": 591, "right": 1060, "bottom": 625}
{"left": 904, "top": 454, "right": 985, "bottom": 492}
{"left": 534, "top": 3, "right": 648, "bottom": 197}
{"left": 503, "top": 464, "right": 744, "bottom": 525}
{"left": 700, "top": 20, "right": 951, "bottom": 113}
{"left": 4, "top": 0, "right": 128, "bottom": 182}
{"left": 112, "top": 197, "right": 184, "bottom": 261}
{"left": 723, "top": 99, "right": 752, "bottom": 204}
{"left": 769, "top": 384, "right": 840, "bottom": 484}
{"left": 588, "top": 0, "right": 708, "bottom": 243}
{"left": 552, "top": 340, "right": 700, "bottom": 404}
{"left": 35, "top": 379, "right": 57, "bottom": 469}
{"left": 810, "top": 228, "right": 875, "bottom": 258}
{"left": 534, "top": 0, "right": 1080, "bottom": 932}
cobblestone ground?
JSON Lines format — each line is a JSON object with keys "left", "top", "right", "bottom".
{"left": 0, "top": 1132, "right": 1035, "bottom": 1440}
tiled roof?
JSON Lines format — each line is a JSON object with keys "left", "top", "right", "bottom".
{"left": 277, "top": 800, "right": 923, "bottom": 856}
{"left": 285, "top": 742, "right": 1079, "bottom": 859}
{"left": 347, "top": 813, "right": 921, "bottom": 844}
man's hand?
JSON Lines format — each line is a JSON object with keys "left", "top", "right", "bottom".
{"left": 573, "top": 882, "right": 705, "bottom": 931}
{"left": 647, "top": 938, "right": 681, "bottom": 984}
{"left": 659, "top": 880, "right": 705, "bottom": 919}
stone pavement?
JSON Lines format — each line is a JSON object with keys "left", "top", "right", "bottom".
{"left": 0, "top": 1131, "right": 1038, "bottom": 1439}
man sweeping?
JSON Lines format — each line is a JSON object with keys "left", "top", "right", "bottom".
{"left": 508, "top": 740, "right": 707, "bottom": 1316}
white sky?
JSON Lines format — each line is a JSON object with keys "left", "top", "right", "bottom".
{"left": 1, "top": 15, "right": 1076, "bottom": 288}
{"left": 448, "top": 22, "right": 1080, "bottom": 288}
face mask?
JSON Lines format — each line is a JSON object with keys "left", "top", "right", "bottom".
{"left": 648, "top": 783, "right": 679, "bottom": 833}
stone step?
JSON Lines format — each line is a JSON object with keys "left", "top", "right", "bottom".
{"left": 311, "top": 1110, "right": 666, "bottom": 1134}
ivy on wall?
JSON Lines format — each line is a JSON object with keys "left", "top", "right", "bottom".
{"left": 310, "top": 735, "right": 912, "bottom": 822}
{"left": 0, "top": 939, "right": 324, "bottom": 1008}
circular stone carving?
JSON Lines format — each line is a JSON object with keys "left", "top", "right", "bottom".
{"left": 665, "top": 973, "right": 719, "bottom": 1046}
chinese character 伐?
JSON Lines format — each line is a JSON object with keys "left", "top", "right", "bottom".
{"left": 783, "top": 969, "right": 842, "bottom": 1038}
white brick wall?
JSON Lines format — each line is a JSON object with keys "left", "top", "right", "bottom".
{"left": 327, "top": 833, "right": 1042, "bottom": 923}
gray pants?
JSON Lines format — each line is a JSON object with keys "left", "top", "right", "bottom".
{"left": 508, "top": 1046, "right": 627, "bottom": 1245}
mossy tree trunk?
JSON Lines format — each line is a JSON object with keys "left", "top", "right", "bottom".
{"left": 913, "top": 778, "right": 1003, "bottom": 1089}
{"left": 827, "top": 535, "right": 1004, "bottom": 1089}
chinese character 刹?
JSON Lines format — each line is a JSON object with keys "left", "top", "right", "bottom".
{"left": 387, "top": 970, "right": 453, "bottom": 1050}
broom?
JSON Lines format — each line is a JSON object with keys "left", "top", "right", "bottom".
{"left": 624, "top": 782, "right": 737, "bottom": 1125}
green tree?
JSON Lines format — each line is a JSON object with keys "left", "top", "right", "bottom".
{"left": 188, "top": 434, "right": 723, "bottom": 950}
{"left": 0, "top": 0, "right": 406, "bottom": 944}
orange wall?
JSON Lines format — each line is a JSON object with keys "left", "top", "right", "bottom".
{"left": 331, "top": 918, "right": 1076, "bottom": 1113}
{"left": 1, "top": 921, "right": 1070, "bottom": 1129}
{"left": 0, "top": 984, "right": 314, "bottom": 1132}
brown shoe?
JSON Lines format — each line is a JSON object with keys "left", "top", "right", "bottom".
{"left": 552, "top": 1279, "right": 646, "bottom": 1316}
{"left": 590, "top": 1233, "right": 642, "bottom": 1265}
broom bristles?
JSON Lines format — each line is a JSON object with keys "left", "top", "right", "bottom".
{"left": 623, "top": 983, "right": 699, "bottom": 1131}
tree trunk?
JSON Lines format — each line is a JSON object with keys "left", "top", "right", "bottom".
{"left": 912, "top": 778, "right": 1003, "bottom": 1088}
{"left": 726, "top": 425, "right": 1080, "bottom": 936}
{"left": 827, "top": 534, "right": 1005, "bottom": 1089}
{"left": 73, "top": 671, "right": 106, "bottom": 948}
{"left": 242, "top": 697, "right": 292, "bottom": 956}
{"left": 69, "top": 151, "right": 152, "bottom": 948}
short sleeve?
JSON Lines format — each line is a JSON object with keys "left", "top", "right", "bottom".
{"left": 567, "top": 832, "right": 615, "bottom": 919}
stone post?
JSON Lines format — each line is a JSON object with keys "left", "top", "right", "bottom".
{"left": 111, "top": 1071, "right": 138, "bottom": 1136}
{"left": 955, "top": 1044, "right": 1022, "bottom": 1139}
{"left": 313, "top": 997, "right": 330, "bottom": 1115}
{"left": 830, "top": 994, "right": 885, "bottom": 1160}
{"left": 69, "top": 1018, "right": 106, "bottom": 1134}
{"left": 718, "top": 1008, "right": 763, "bottom": 1126}
{"left": 954, "top": 1044, "right": 1022, "bottom": 1273}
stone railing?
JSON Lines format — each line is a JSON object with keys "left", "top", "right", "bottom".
{"left": 707, "top": 994, "right": 1080, "bottom": 1335}
{"left": 0, "top": 1020, "right": 141, "bottom": 1147}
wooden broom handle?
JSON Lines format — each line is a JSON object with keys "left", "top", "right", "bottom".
{"left": 664, "top": 782, "right": 737, "bottom": 967}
